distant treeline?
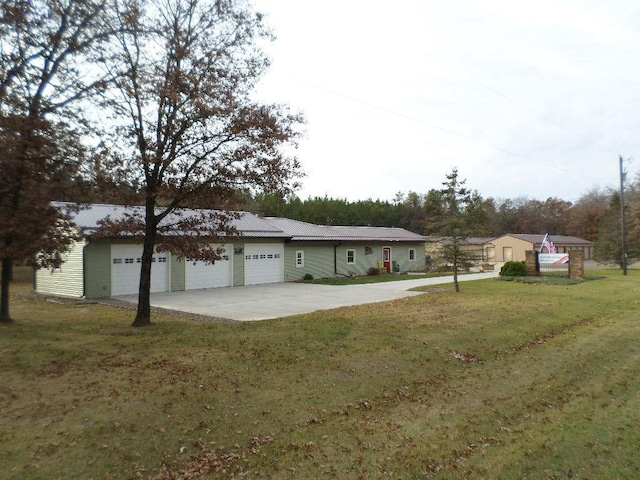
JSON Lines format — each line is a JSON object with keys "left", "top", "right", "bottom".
{"left": 243, "top": 177, "right": 640, "bottom": 265}
{"left": 64, "top": 174, "right": 640, "bottom": 265}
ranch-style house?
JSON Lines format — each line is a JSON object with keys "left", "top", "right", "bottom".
{"left": 35, "top": 203, "right": 426, "bottom": 298}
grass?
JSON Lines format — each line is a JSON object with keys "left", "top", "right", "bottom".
{"left": 309, "top": 271, "right": 458, "bottom": 285}
{"left": 497, "top": 273, "right": 607, "bottom": 285}
{"left": 1, "top": 267, "right": 640, "bottom": 479}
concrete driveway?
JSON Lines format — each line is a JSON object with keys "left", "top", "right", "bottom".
{"left": 114, "top": 271, "right": 499, "bottom": 321}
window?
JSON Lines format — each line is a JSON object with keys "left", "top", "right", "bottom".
{"left": 113, "top": 258, "right": 122, "bottom": 264}
{"left": 125, "top": 258, "right": 134, "bottom": 264}
{"left": 346, "top": 249, "right": 356, "bottom": 264}
{"left": 408, "top": 248, "right": 416, "bottom": 261}
{"left": 296, "top": 250, "right": 304, "bottom": 268}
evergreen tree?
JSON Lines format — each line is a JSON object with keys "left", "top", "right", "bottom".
{"left": 435, "top": 168, "right": 479, "bottom": 292}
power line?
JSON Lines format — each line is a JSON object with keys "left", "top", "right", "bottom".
{"left": 286, "top": 75, "right": 600, "bottom": 183}
{"left": 419, "top": 50, "right": 620, "bottom": 157}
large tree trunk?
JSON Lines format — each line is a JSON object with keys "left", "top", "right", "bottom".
{"left": 132, "top": 231, "right": 156, "bottom": 327}
{"left": 132, "top": 194, "right": 158, "bottom": 327}
{"left": 0, "top": 257, "right": 13, "bottom": 322}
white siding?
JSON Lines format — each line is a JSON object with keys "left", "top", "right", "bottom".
{"left": 36, "top": 240, "right": 86, "bottom": 297}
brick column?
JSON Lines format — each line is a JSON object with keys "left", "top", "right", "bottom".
{"left": 569, "top": 250, "right": 584, "bottom": 279}
{"left": 525, "top": 250, "right": 539, "bottom": 276}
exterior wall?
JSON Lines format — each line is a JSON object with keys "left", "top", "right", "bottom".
{"left": 232, "top": 242, "right": 245, "bottom": 287}
{"left": 490, "top": 235, "right": 593, "bottom": 262}
{"left": 335, "top": 243, "right": 425, "bottom": 277}
{"left": 490, "top": 236, "right": 533, "bottom": 262}
{"left": 35, "top": 239, "right": 86, "bottom": 297}
{"left": 283, "top": 242, "right": 337, "bottom": 281}
{"left": 65, "top": 237, "right": 426, "bottom": 297}
{"left": 394, "top": 243, "right": 427, "bottom": 272}
{"left": 232, "top": 238, "right": 284, "bottom": 286}
{"left": 554, "top": 244, "right": 592, "bottom": 260}
{"left": 84, "top": 240, "right": 112, "bottom": 298}
{"left": 171, "top": 256, "right": 185, "bottom": 292}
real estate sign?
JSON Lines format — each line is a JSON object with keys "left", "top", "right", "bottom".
{"left": 539, "top": 253, "right": 569, "bottom": 264}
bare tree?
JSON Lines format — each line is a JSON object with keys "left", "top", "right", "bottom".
{"left": 0, "top": 0, "right": 117, "bottom": 322}
{"left": 100, "top": 0, "right": 303, "bottom": 326}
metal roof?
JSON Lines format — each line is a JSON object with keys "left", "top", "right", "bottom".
{"left": 505, "top": 233, "right": 593, "bottom": 245}
{"left": 263, "top": 217, "right": 425, "bottom": 242}
{"left": 425, "top": 236, "right": 496, "bottom": 246}
{"left": 53, "top": 202, "right": 288, "bottom": 238}
{"left": 53, "top": 203, "right": 426, "bottom": 242}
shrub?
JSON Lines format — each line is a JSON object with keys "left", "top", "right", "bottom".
{"left": 367, "top": 267, "right": 380, "bottom": 276}
{"left": 500, "top": 261, "right": 527, "bottom": 277}
{"left": 302, "top": 273, "right": 314, "bottom": 281}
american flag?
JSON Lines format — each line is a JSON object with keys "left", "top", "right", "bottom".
{"left": 541, "top": 234, "right": 555, "bottom": 253}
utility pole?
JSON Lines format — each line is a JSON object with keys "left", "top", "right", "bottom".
{"left": 619, "top": 155, "right": 627, "bottom": 275}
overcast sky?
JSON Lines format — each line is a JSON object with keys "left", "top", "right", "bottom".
{"left": 254, "top": 0, "right": 640, "bottom": 203}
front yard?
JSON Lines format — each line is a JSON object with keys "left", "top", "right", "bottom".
{"left": 1, "top": 268, "right": 639, "bottom": 479}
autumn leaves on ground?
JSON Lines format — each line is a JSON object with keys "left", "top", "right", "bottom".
{"left": 1, "top": 268, "right": 640, "bottom": 479}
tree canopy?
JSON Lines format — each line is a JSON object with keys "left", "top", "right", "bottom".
{"left": 0, "top": 0, "right": 116, "bottom": 321}
{"left": 96, "top": 0, "right": 304, "bottom": 326}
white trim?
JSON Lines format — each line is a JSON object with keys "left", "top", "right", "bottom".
{"left": 296, "top": 250, "right": 305, "bottom": 268}
{"left": 346, "top": 248, "right": 356, "bottom": 265}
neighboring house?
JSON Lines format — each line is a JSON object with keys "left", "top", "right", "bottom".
{"left": 424, "top": 234, "right": 592, "bottom": 267}
{"left": 490, "top": 234, "right": 594, "bottom": 263}
{"left": 35, "top": 203, "right": 426, "bottom": 298}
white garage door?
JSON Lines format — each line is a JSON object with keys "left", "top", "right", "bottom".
{"left": 111, "top": 245, "right": 169, "bottom": 296}
{"left": 244, "top": 244, "right": 284, "bottom": 286}
{"left": 185, "top": 246, "right": 232, "bottom": 290}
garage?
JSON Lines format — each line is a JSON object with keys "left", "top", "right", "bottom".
{"left": 244, "top": 244, "right": 284, "bottom": 286}
{"left": 111, "top": 245, "right": 169, "bottom": 296}
{"left": 185, "top": 246, "right": 232, "bottom": 290}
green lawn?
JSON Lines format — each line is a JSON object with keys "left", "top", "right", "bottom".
{"left": 309, "top": 271, "right": 465, "bottom": 285}
{"left": 1, "top": 268, "right": 639, "bottom": 479}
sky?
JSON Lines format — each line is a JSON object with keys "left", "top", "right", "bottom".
{"left": 254, "top": 0, "right": 640, "bottom": 203}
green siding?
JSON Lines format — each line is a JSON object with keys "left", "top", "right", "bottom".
{"left": 232, "top": 242, "right": 244, "bottom": 286}
{"left": 283, "top": 242, "right": 336, "bottom": 281}
{"left": 171, "top": 256, "right": 185, "bottom": 291}
{"left": 392, "top": 244, "right": 426, "bottom": 272}
{"left": 285, "top": 242, "right": 425, "bottom": 280}
{"left": 335, "top": 243, "right": 426, "bottom": 276}
{"left": 35, "top": 239, "right": 86, "bottom": 297}
{"left": 84, "top": 240, "right": 111, "bottom": 298}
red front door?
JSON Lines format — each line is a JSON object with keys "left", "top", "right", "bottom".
{"left": 382, "top": 247, "right": 391, "bottom": 273}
